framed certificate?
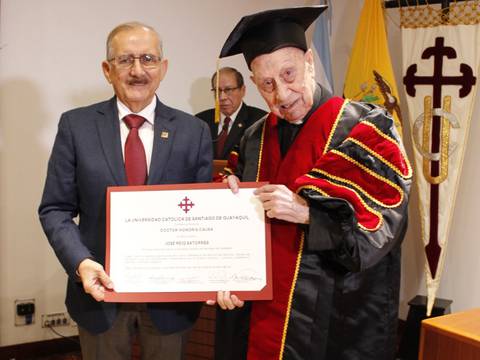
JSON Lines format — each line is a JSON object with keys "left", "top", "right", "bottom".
{"left": 104, "top": 182, "right": 272, "bottom": 302}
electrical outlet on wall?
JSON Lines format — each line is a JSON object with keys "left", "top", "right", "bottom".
{"left": 41, "top": 312, "right": 71, "bottom": 328}
{"left": 14, "top": 298, "right": 35, "bottom": 326}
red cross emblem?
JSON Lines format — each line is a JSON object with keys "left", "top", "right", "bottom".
{"left": 178, "top": 196, "right": 195, "bottom": 213}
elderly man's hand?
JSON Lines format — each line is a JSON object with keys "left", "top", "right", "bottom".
{"left": 225, "top": 175, "right": 240, "bottom": 194}
{"left": 77, "top": 258, "right": 114, "bottom": 302}
{"left": 254, "top": 184, "right": 309, "bottom": 224}
{"left": 206, "top": 291, "right": 245, "bottom": 310}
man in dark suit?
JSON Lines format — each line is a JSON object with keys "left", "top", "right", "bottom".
{"left": 196, "top": 67, "right": 266, "bottom": 159}
{"left": 38, "top": 22, "right": 212, "bottom": 360}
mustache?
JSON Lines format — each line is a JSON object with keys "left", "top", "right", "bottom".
{"left": 127, "top": 78, "right": 149, "bottom": 85}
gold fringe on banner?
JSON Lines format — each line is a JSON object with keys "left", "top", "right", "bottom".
{"left": 400, "top": 0, "right": 480, "bottom": 28}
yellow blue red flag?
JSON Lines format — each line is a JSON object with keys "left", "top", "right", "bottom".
{"left": 343, "top": 0, "right": 403, "bottom": 135}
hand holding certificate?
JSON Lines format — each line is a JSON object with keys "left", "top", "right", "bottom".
{"left": 105, "top": 182, "right": 272, "bottom": 302}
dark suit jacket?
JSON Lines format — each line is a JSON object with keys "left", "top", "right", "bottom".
{"left": 38, "top": 96, "right": 212, "bottom": 335}
{"left": 195, "top": 103, "right": 266, "bottom": 159}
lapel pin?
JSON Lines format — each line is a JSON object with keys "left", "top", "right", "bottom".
{"left": 238, "top": 123, "right": 243, "bottom": 128}
{"left": 161, "top": 131, "right": 169, "bottom": 139}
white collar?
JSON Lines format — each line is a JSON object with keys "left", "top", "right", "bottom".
{"left": 117, "top": 97, "right": 157, "bottom": 124}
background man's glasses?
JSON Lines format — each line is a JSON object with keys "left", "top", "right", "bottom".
{"left": 108, "top": 54, "right": 162, "bottom": 69}
{"left": 211, "top": 87, "right": 240, "bottom": 96}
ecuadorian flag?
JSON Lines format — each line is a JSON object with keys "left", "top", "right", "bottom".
{"left": 343, "top": 0, "right": 404, "bottom": 136}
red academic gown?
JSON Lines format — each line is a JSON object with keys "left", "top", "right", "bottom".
{"left": 227, "top": 95, "right": 412, "bottom": 360}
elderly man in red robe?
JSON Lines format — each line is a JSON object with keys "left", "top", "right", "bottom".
{"left": 207, "top": 5, "right": 412, "bottom": 360}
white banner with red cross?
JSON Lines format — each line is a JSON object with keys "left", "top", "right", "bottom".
{"left": 401, "top": 3, "right": 480, "bottom": 315}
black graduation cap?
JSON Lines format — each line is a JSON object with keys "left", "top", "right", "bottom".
{"left": 219, "top": 5, "right": 328, "bottom": 69}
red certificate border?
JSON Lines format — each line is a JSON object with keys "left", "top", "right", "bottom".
{"left": 104, "top": 182, "right": 272, "bottom": 302}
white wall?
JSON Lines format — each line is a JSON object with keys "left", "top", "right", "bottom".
{"left": 0, "top": 0, "right": 479, "bottom": 347}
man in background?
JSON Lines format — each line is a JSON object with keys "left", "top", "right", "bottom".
{"left": 196, "top": 67, "right": 266, "bottom": 160}
{"left": 39, "top": 22, "right": 212, "bottom": 360}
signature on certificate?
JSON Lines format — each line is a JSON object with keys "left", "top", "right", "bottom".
{"left": 208, "top": 268, "right": 262, "bottom": 284}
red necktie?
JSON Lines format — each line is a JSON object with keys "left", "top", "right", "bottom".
{"left": 123, "top": 114, "right": 147, "bottom": 185}
{"left": 216, "top": 116, "right": 231, "bottom": 158}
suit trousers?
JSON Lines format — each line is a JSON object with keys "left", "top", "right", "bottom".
{"left": 78, "top": 303, "right": 190, "bottom": 360}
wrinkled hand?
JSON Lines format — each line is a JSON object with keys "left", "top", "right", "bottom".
{"left": 206, "top": 291, "right": 244, "bottom": 310}
{"left": 77, "top": 258, "right": 114, "bottom": 302}
{"left": 225, "top": 175, "right": 240, "bottom": 194}
{"left": 254, "top": 184, "right": 309, "bottom": 224}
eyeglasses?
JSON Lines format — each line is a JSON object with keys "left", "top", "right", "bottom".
{"left": 108, "top": 54, "right": 162, "bottom": 69}
{"left": 211, "top": 87, "right": 240, "bottom": 96}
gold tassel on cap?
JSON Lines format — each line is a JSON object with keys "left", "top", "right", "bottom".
{"left": 214, "top": 58, "right": 220, "bottom": 124}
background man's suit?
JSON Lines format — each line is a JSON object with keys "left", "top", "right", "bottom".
{"left": 196, "top": 103, "right": 266, "bottom": 159}
{"left": 39, "top": 96, "right": 212, "bottom": 334}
